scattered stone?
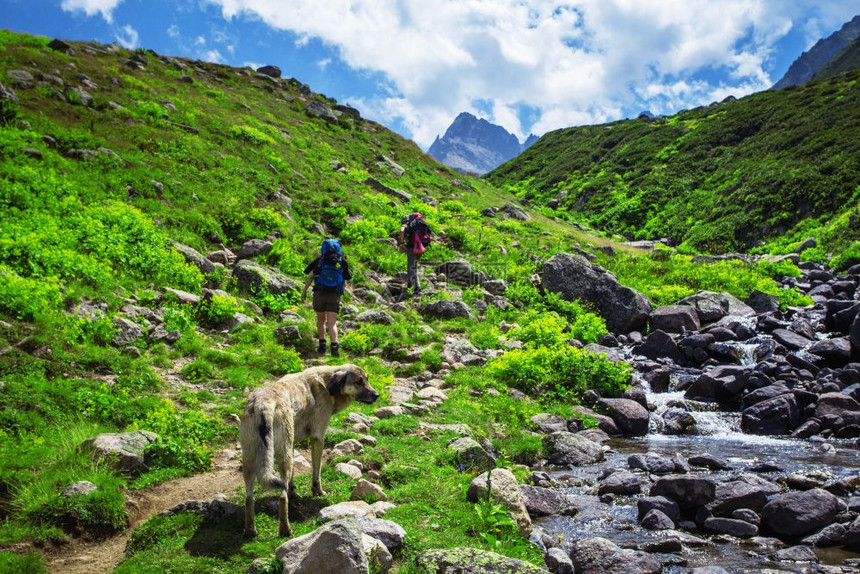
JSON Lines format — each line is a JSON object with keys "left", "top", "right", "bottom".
{"left": 62, "top": 481, "right": 98, "bottom": 497}
{"left": 570, "top": 537, "right": 661, "bottom": 574}
{"left": 650, "top": 475, "right": 716, "bottom": 509}
{"left": 543, "top": 432, "right": 604, "bottom": 467}
{"left": 351, "top": 479, "right": 388, "bottom": 503}
{"left": 761, "top": 488, "right": 842, "bottom": 537}
{"left": 416, "top": 548, "right": 546, "bottom": 574}
{"left": 466, "top": 469, "right": 532, "bottom": 536}
{"left": 79, "top": 430, "right": 158, "bottom": 472}
{"left": 275, "top": 517, "right": 368, "bottom": 573}
{"left": 641, "top": 508, "right": 675, "bottom": 530}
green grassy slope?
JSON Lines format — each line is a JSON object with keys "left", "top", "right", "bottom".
{"left": 485, "top": 71, "right": 860, "bottom": 255}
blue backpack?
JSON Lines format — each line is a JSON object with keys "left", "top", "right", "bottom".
{"left": 315, "top": 239, "right": 344, "bottom": 294}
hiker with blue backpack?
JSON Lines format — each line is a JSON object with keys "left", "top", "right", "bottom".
{"left": 301, "top": 239, "right": 352, "bottom": 357}
{"left": 399, "top": 212, "right": 432, "bottom": 295}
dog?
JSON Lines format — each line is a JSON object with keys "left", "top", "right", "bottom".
{"left": 239, "top": 364, "right": 379, "bottom": 538}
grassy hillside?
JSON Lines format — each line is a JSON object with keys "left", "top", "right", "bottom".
{"left": 0, "top": 30, "right": 813, "bottom": 572}
{"left": 485, "top": 71, "right": 860, "bottom": 257}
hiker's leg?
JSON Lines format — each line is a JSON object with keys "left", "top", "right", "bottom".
{"left": 315, "top": 312, "right": 326, "bottom": 339}
{"left": 407, "top": 250, "right": 420, "bottom": 291}
{"left": 325, "top": 311, "right": 339, "bottom": 344}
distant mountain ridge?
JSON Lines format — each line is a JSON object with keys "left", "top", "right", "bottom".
{"left": 772, "top": 15, "right": 860, "bottom": 89}
{"left": 428, "top": 112, "right": 537, "bottom": 175}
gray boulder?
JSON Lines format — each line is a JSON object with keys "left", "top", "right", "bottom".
{"left": 79, "top": 430, "right": 158, "bottom": 472}
{"left": 761, "top": 488, "right": 841, "bottom": 537}
{"left": 628, "top": 454, "right": 677, "bottom": 475}
{"left": 355, "top": 515, "right": 406, "bottom": 552}
{"left": 355, "top": 309, "right": 395, "bottom": 325}
{"left": 637, "top": 496, "right": 681, "bottom": 522}
{"left": 235, "top": 239, "right": 273, "bottom": 260}
{"left": 519, "top": 486, "right": 567, "bottom": 517}
{"left": 172, "top": 242, "right": 215, "bottom": 273}
{"left": 598, "top": 398, "right": 649, "bottom": 436}
{"left": 500, "top": 202, "right": 530, "bottom": 221}
{"left": 275, "top": 517, "right": 368, "bottom": 574}
{"left": 649, "top": 305, "right": 700, "bottom": 333}
{"left": 448, "top": 437, "right": 495, "bottom": 473}
{"left": 570, "top": 537, "right": 661, "bottom": 574}
{"left": 542, "top": 253, "right": 651, "bottom": 333}
{"left": 419, "top": 300, "right": 474, "bottom": 320}
{"left": 434, "top": 259, "right": 488, "bottom": 287}
{"left": 678, "top": 291, "right": 755, "bottom": 322}
{"left": 641, "top": 508, "right": 675, "bottom": 530}
{"left": 707, "top": 480, "right": 771, "bottom": 515}
{"left": 598, "top": 470, "right": 642, "bottom": 496}
{"left": 741, "top": 393, "right": 799, "bottom": 435}
{"left": 62, "top": 481, "right": 98, "bottom": 497}
{"left": 703, "top": 517, "right": 758, "bottom": 538}
{"left": 466, "top": 469, "right": 531, "bottom": 537}
{"left": 543, "top": 432, "right": 604, "bottom": 467}
{"left": 112, "top": 317, "right": 145, "bottom": 347}
{"left": 416, "top": 548, "right": 546, "bottom": 573}
{"left": 233, "top": 260, "right": 301, "bottom": 295}
{"left": 256, "top": 65, "right": 282, "bottom": 78}
{"left": 815, "top": 392, "right": 860, "bottom": 418}
{"left": 650, "top": 475, "right": 716, "bottom": 509}
{"left": 544, "top": 547, "right": 574, "bottom": 574}
{"left": 844, "top": 516, "right": 860, "bottom": 551}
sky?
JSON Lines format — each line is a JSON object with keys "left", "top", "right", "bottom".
{"left": 1, "top": 1, "right": 857, "bottom": 149}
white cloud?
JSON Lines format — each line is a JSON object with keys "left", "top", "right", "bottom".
{"left": 317, "top": 58, "right": 332, "bottom": 71}
{"left": 203, "top": 0, "right": 859, "bottom": 147}
{"left": 167, "top": 24, "right": 180, "bottom": 39}
{"left": 114, "top": 24, "right": 139, "bottom": 49}
{"left": 200, "top": 49, "right": 225, "bottom": 63}
{"left": 61, "top": 0, "right": 123, "bottom": 23}
{"left": 196, "top": 36, "right": 207, "bottom": 46}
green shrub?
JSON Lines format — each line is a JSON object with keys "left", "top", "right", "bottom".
{"left": 180, "top": 359, "right": 215, "bottom": 383}
{"left": 514, "top": 312, "right": 567, "bottom": 349}
{"left": 0, "top": 266, "right": 62, "bottom": 320}
{"left": 486, "top": 346, "right": 631, "bottom": 401}
{"left": 831, "top": 241, "right": 860, "bottom": 272}
{"left": 201, "top": 294, "right": 240, "bottom": 325}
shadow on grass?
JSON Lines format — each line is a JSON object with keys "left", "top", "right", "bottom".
{"left": 183, "top": 495, "right": 328, "bottom": 557}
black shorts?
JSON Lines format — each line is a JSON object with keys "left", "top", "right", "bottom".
{"left": 312, "top": 290, "right": 341, "bottom": 313}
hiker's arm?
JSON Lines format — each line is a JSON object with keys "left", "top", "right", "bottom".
{"left": 342, "top": 257, "right": 353, "bottom": 281}
{"left": 399, "top": 226, "right": 406, "bottom": 250}
{"left": 301, "top": 273, "right": 315, "bottom": 302}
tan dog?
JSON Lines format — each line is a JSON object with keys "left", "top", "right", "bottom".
{"left": 239, "top": 364, "right": 378, "bottom": 538}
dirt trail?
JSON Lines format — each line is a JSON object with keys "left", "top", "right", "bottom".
{"left": 44, "top": 444, "right": 243, "bottom": 574}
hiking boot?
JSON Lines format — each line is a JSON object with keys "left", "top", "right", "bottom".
{"left": 317, "top": 339, "right": 326, "bottom": 353}
{"left": 330, "top": 343, "right": 340, "bottom": 357}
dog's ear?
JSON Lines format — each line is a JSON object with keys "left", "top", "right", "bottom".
{"left": 326, "top": 371, "right": 348, "bottom": 396}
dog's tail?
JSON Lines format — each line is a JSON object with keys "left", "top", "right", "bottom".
{"left": 254, "top": 406, "right": 286, "bottom": 491}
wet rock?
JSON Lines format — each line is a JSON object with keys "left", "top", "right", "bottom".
{"left": 732, "top": 508, "right": 761, "bottom": 525}
{"left": 773, "top": 545, "right": 819, "bottom": 563}
{"left": 641, "top": 508, "right": 675, "bottom": 530}
{"left": 598, "top": 470, "right": 642, "bottom": 496}
{"left": 544, "top": 547, "right": 574, "bottom": 574}
{"left": 275, "top": 517, "right": 368, "bottom": 573}
{"left": 688, "top": 453, "right": 731, "bottom": 470}
{"left": 650, "top": 475, "right": 716, "bottom": 509}
{"left": 570, "top": 537, "right": 661, "bottom": 574}
{"left": 416, "top": 548, "right": 546, "bottom": 574}
{"left": 816, "top": 392, "right": 860, "bottom": 418}
{"left": 808, "top": 337, "right": 852, "bottom": 366}
{"left": 704, "top": 517, "right": 758, "bottom": 537}
{"left": 741, "top": 393, "right": 799, "bottom": 435}
{"left": 761, "top": 488, "right": 842, "bottom": 538}
{"left": 627, "top": 453, "right": 678, "bottom": 475}
{"left": 636, "top": 329, "right": 679, "bottom": 360}
{"left": 660, "top": 408, "right": 698, "bottom": 435}
{"left": 598, "top": 398, "right": 649, "bottom": 436}
{"left": 801, "top": 522, "right": 846, "bottom": 547}
{"left": 649, "top": 305, "right": 700, "bottom": 333}
{"left": 637, "top": 496, "right": 681, "bottom": 523}
{"left": 542, "top": 253, "right": 651, "bottom": 333}
{"left": 520, "top": 485, "right": 567, "bottom": 517}
{"left": 844, "top": 516, "right": 860, "bottom": 551}
{"left": 771, "top": 328, "right": 813, "bottom": 350}
{"left": 707, "top": 480, "right": 771, "bottom": 515}
{"left": 679, "top": 291, "right": 755, "bottom": 322}
{"left": 543, "top": 432, "right": 604, "bottom": 467}
{"left": 746, "top": 291, "right": 780, "bottom": 314}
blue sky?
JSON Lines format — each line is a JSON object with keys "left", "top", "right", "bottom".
{"left": 2, "top": 1, "right": 857, "bottom": 148}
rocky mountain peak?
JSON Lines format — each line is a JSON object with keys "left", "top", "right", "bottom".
{"left": 428, "top": 112, "right": 537, "bottom": 175}
{"left": 772, "top": 14, "right": 860, "bottom": 89}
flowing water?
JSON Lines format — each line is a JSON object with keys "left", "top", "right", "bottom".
{"left": 535, "top": 364, "right": 860, "bottom": 573}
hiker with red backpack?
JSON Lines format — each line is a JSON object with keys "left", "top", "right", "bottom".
{"left": 301, "top": 239, "right": 352, "bottom": 357}
{"left": 399, "top": 212, "right": 432, "bottom": 295}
